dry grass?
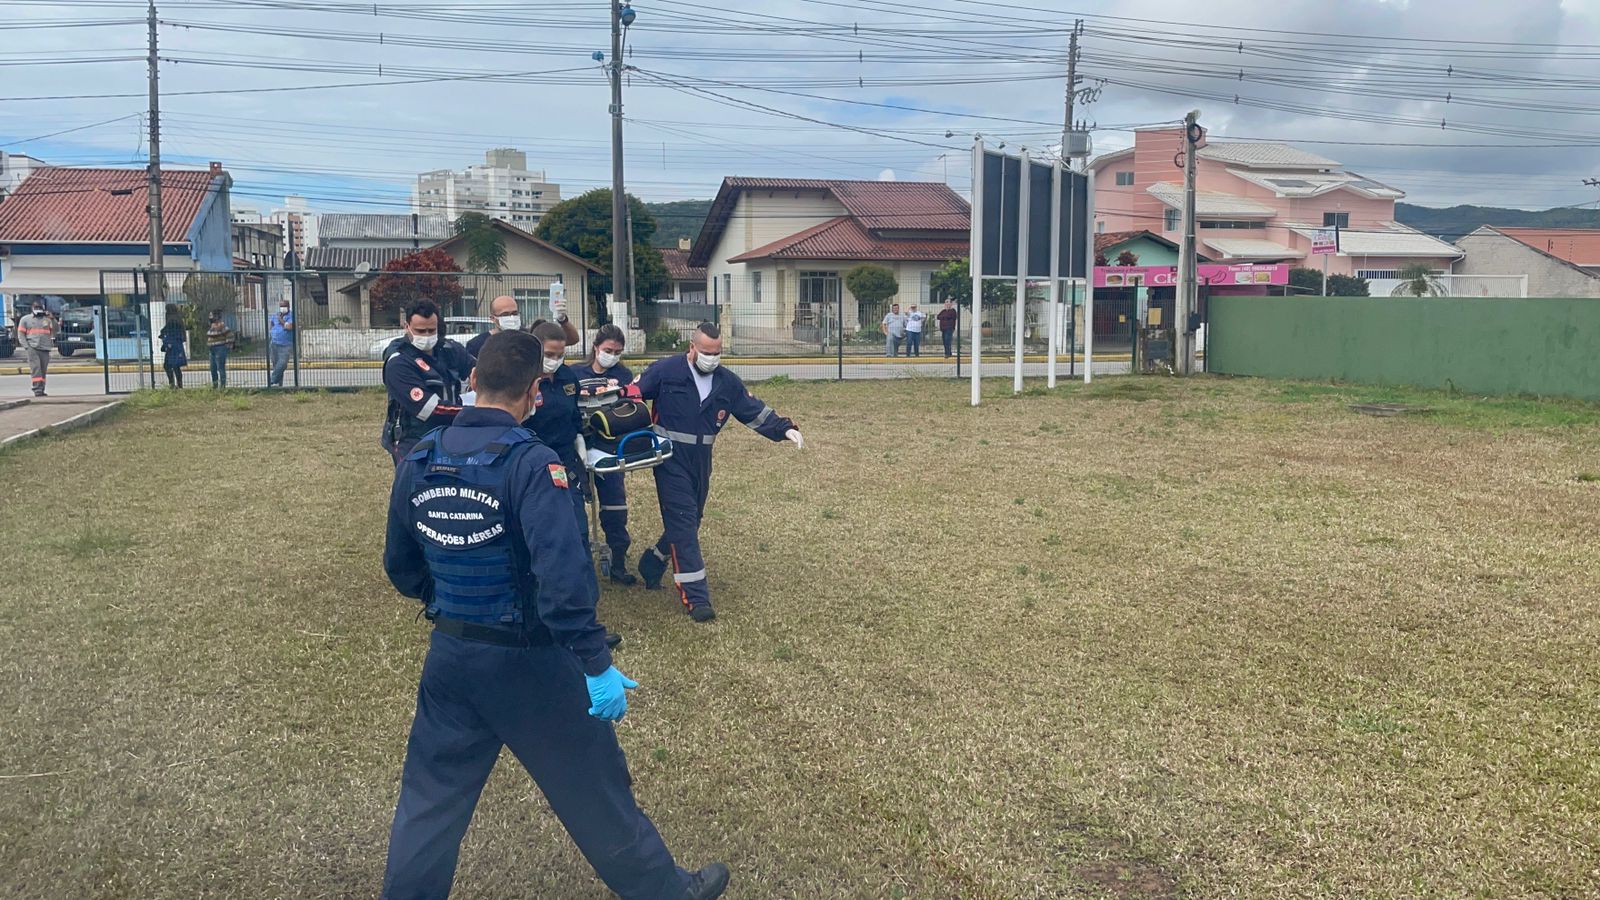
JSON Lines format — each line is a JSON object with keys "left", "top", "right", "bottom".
{"left": 1, "top": 377, "right": 1598, "bottom": 898}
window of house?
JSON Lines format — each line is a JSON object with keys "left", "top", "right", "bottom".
{"left": 1199, "top": 220, "right": 1266, "bottom": 230}
{"left": 1323, "top": 212, "right": 1350, "bottom": 228}
{"left": 723, "top": 274, "right": 731, "bottom": 305}
{"left": 512, "top": 286, "right": 551, "bottom": 319}
{"left": 452, "top": 289, "right": 478, "bottom": 319}
{"left": 752, "top": 271, "right": 762, "bottom": 304}
{"left": 919, "top": 270, "right": 933, "bottom": 305}
{"left": 1115, "top": 171, "right": 1135, "bottom": 186}
{"left": 1164, "top": 208, "right": 1180, "bottom": 231}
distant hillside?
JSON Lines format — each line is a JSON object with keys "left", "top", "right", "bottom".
{"left": 644, "top": 199, "right": 713, "bottom": 248}
{"left": 1397, "top": 203, "right": 1600, "bottom": 242}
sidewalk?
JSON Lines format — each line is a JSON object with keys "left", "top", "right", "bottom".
{"left": 0, "top": 397, "right": 123, "bottom": 448}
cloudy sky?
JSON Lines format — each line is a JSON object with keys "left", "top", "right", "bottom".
{"left": 4, "top": 0, "right": 1599, "bottom": 219}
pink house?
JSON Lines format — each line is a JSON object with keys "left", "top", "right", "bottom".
{"left": 1088, "top": 127, "right": 1462, "bottom": 287}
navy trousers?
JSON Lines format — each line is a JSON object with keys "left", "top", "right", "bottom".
{"left": 595, "top": 470, "right": 631, "bottom": 559}
{"left": 382, "top": 632, "right": 689, "bottom": 899}
{"left": 646, "top": 451, "right": 712, "bottom": 609}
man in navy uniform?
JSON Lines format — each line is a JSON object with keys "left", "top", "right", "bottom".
{"left": 630, "top": 323, "right": 803, "bottom": 622}
{"left": 381, "top": 330, "right": 728, "bottom": 900}
{"left": 381, "top": 300, "right": 472, "bottom": 465}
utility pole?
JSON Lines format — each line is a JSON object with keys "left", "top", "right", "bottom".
{"left": 1062, "top": 20, "right": 1083, "bottom": 166}
{"left": 1176, "top": 110, "right": 1201, "bottom": 376}
{"left": 146, "top": 0, "right": 164, "bottom": 299}
{"left": 608, "top": 0, "right": 634, "bottom": 322}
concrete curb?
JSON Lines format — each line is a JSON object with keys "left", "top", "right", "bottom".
{"left": 0, "top": 400, "right": 124, "bottom": 448}
{"left": 0, "top": 398, "right": 30, "bottom": 414}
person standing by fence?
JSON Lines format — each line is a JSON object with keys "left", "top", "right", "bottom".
{"left": 159, "top": 306, "right": 187, "bottom": 389}
{"left": 905, "top": 304, "right": 927, "bottom": 357}
{"left": 880, "top": 303, "right": 906, "bottom": 358}
{"left": 937, "top": 299, "right": 959, "bottom": 358}
{"left": 17, "top": 301, "right": 55, "bottom": 397}
{"left": 267, "top": 299, "right": 294, "bottom": 387}
{"left": 206, "top": 311, "right": 233, "bottom": 389}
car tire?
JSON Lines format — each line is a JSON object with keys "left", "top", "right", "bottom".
{"left": 58, "top": 347, "right": 76, "bottom": 357}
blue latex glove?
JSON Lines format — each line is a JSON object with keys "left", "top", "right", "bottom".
{"left": 585, "top": 666, "right": 639, "bottom": 722}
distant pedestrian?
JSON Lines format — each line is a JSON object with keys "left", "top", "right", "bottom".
{"left": 17, "top": 301, "right": 55, "bottom": 397}
{"left": 880, "top": 303, "right": 906, "bottom": 357}
{"left": 206, "top": 310, "right": 233, "bottom": 389}
{"left": 268, "top": 299, "right": 294, "bottom": 387}
{"left": 936, "top": 299, "right": 959, "bottom": 357}
{"left": 159, "top": 306, "right": 188, "bottom": 389}
{"left": 905, "top": 304, "right": 927, "bottom": 357}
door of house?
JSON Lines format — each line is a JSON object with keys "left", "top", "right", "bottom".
{"left": 797, "top": 271, "right": 840, "bottom": 349}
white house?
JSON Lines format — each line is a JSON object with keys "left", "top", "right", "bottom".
{"left": 689, "top": 178, "right": 969, "bottom": 347}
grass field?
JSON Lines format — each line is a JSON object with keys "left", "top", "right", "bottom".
{"left": 2, "top": 376, "right": 1598, "bottom": 899}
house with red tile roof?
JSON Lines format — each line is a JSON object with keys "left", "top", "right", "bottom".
{"left": 0, "top": 165, "right": 233, "bottom": 317}
{"left": 659, "top": 245, "right": 707, "bottom": 303}
{"left": 689, "top": 177, "right": 969, "bottom": 344}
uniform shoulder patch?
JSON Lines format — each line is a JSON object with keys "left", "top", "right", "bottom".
{"left": 564, "top": 382, "right": 577, "bottom": 395}
{"left": 547, "top": 463, "right": 569, "bottom": 489}
{"left": 409, "top": 387, "right": 424, "bottom": 402}
{"left": 416, "top": 358, "right": 431, "bottom": 372}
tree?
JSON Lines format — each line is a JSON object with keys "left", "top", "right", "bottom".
{"left": 181, "top": 273, "right": 238, "bottom": 315}
{"left": 1288, "top": 266, "right": 1324, "bottom": 295}
{"left": 1391, "top": 263, "right": 1446, "bottom": 297}
{"left": 1326, "top": 273, "right": 1370, "bottom": 296}
{"left": 928, "top": 257, "right": 1016, "bottom": 308}
{"left": 1115, "top": 249, "right": 1139, "bottom": 267}
{"left": 533, "top": 188, "right": 668, "bottom": 305}
{"left": 369, "top": 248, "right": 464, "bottom": 317}
{"left": 844, "top": 264, "right": 898, "bottom": 309}
{"left": 452, "top": 212, "right": 506, "bottom": 273}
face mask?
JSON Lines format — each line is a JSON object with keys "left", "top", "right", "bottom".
{"left": 597, "top": 350, "right": 621, "bottom": 369}
{"left": 496, "top": 314, "right": 521, "bottom": 332}
{"left": 542, "top": 356, "right": 562, "bottom": 374}
{"left": 411, "top": 334, "right": 438, "bottom": 353}
{"left": 694, "top": 353, "right": 721, "bottom": 374}
{"left": 278, "top": 306, "right": 289, "bottom": 314}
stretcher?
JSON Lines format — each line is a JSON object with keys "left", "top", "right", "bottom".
{"left": 574, "top": 380, "right": 673, "bottom": 574}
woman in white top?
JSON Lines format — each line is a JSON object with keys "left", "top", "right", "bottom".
{"left": 904, "top": 304, "right": 927, "bottom": 357}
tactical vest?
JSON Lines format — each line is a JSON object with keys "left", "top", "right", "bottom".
{"left": 405, "top": 426, "right": 537, "bottom": 626}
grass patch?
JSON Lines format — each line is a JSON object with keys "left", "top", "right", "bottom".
{"left": 2, "top": 380, "right": 1599, "bottom": 897}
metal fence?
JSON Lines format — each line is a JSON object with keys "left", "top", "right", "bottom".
{"left": 88, "top": 268, "right": 1126, "bottom": 392}
{"left": 97, "top": 268, "right": 585, "bottom": 393}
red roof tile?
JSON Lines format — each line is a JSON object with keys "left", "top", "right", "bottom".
{"left": 659, "top": 248, "right": 706, "bottom": 281}
{"left": 0, "top": 167, "right": 226, "bottom": 244}
{"left": 728, "top": 216, "right": 967, "bottom": 264}
{"left": 1494, "top": 227, "right": 1600, "bottom": 266}
{"left": 691, "top": 177, "right": 970, "bottom": 267}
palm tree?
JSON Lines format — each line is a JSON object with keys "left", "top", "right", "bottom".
{"left": 1390, "top": 263, "right": 1446, "bottom": 297}
{"left": 452, "top": 212, "right": 507, "bottom": 274}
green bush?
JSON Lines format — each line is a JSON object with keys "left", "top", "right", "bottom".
{"left": 646, "top": 327, "right": 684, "bottom": 352}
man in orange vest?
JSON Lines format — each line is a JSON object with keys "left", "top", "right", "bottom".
{"left": 17, "top": 302, "right": 56, "bottom": 397}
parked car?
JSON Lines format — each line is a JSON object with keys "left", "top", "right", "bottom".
{"left": 366, "top": 316, "right": 492, "bottom": 360}
{"left": 56, "top": 307, "right": 97, "bottom": 357}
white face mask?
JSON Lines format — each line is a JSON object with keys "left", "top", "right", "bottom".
{"left": 411, "top": 334, "right": 438, "bottom": 353}
{"left": 542, "top": 355, "right": 562, "bottom": 374}
{"left": 597, "top": 350, "right": 621, "bottom": 369}
{"left": 495, "top": 314, "right": 521, "bottom": 332}
{"left": 278, "top": 306, "right": 289, "bottom": 314}
{"left": 693, "top": 352, "right": 721, "bottom": 374}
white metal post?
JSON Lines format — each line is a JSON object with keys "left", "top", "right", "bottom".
{"left": 1013, "top": 149, "right": 1031, "bottom": 395}
{"left": 969, "top": 139, "right": 984, "bottom": 407}
{"left": 1083, "top": 169, "right": 1096, "bottom": 384}
{"left": 1047, "top": 159, "right": 1062, "bottom": 389}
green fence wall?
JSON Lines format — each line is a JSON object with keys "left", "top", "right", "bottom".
{"left": 1208, "top": 296, "right": 1600, "bottom": 401}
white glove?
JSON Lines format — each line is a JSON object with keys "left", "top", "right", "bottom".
{"left": 785, "top": 429, "right": 804, "bottom": 450}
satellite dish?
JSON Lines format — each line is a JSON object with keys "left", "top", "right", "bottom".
{"left": 353, "top": 261, "right": 372, "bottom": 275}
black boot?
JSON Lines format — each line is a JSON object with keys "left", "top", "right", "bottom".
{"left": 607, "top": 554, "right": 638, "bottom": 586}
{"left": 605, "top": 631, "right": 623, "bottom": 649}
{"left": 687, "top": 602, "right": 716, "bottom": 623}
{"left": 637, "top": 550, "right": 666, "bottom": 590}
{"left": 683, "top": 862, "right": 730, "bottom": 900}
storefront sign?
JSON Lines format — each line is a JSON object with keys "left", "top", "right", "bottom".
{"left": 1093, "top": 263, "right": 1289, "bottom": 289}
